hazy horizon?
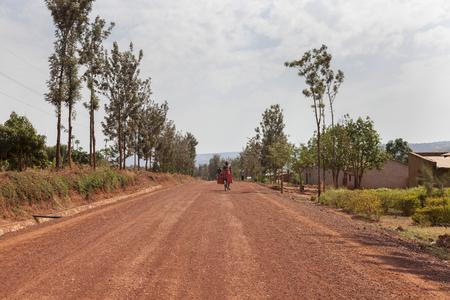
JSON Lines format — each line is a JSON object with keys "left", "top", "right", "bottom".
{"left": 1, "top": 0, "right": 450, "bottom": 153}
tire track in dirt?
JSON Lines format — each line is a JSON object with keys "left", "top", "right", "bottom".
{"left": 230, "top": 183, "right": 448, "bottom": 299}
{"left": 0, "top": 182, "right": 448, "bottom": 299}
{"left": 0, "top": 185, "right": 196, "bottom": 299}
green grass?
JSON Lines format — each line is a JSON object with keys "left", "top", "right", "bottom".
{"left": 0, "top": 171, "right": 70, "bottom": 208}
{"left": 76, "top": 168, "right": 136, "bottom": 199}
{"left": 0, "top": 168, "right": 137, "bottom": 217}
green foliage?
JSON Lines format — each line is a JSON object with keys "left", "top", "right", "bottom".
{"left": 79, "top": 16, "right": 114, "bottom": 169}
{"left": 285, "top": 45, "right": 341, "bottom": 195}
{"left": 153, "top": 125, "right": 198, "bottom": 175}
{"left": 207, "top": 154, "right": 221, "bottom": 180}
{"left": 319, "top": 189, "right": 382, "bottom": 220}
{"left": 394, "top": 196, "right": 420, "bottom": 216}
{"left": 319, "top": 186, "right": 436, "bottom": 220}
{"left": 76, "top": 168, "right": 135, "bottom": 199}
{"left": 268, "top": 137, "right": 292, "bottom": 171}
{"left": 343, "top": 115, "right": 387, "bottom": 188}
{"left": 241, "top": 136, "right": 263, "bottom": 181}
{"left": 385, "top": 138, "right": 411, "bottom": 164}
{"left": 371, "top": 188, "right": 423, "bottom": 216}
{"left": 45, "top": 0, "right": 94, "bottom": 169}
{"left": 351, "top": 191, "right": 383, "bottom": 221}
{"left": 0, "top": 112, "right": 47, "bottom": 171}
{"left": 413, "top": 205, "right": 450, "bottom": 226}
{"left": 0, "top": 171, "right": 69, "bottom": 209}
{"left": 0, "top": 168, "right": 138, "bottom": 216}
{"left": 258, "top": 104, "right": 287, "bottom": 172}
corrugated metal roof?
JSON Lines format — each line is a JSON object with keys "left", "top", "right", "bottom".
{"left": 425, "top": 156, "right": 450, "bottom": 169}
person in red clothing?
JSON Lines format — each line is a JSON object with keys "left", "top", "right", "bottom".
{"left": 221, "top": 161, "right": 233, "bottom": 191}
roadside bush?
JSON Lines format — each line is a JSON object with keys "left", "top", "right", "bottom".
{"left": 350, "top": 191, "right": 383, "bottom": 221}
{"left": 319, "top": 189, "right": 349, "bottom": 208}
{"left": 371, "top": 188, "right": 395, "bottom": 213}
{"left": 393, "top": 195, "right": 420, "bottom": 216}
{"left": 76, "top": 168, "right": 136, "bottom": 199}
{"left": 413, "top": 205, "right": 450, "bottom": 226}
{"left": 371, "top": 188, "right": 423, "bottom": 216}
{"left": 0, "top": 171, "right": 69, "bottom": 208}
{"left": 319, "top": 189, "right": 383, "bottom": 220}
{"left": 426, "top": 197, "right": 449, "bottom": 207}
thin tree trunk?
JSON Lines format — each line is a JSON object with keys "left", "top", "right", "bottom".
{"left": 317, "top": 125, "right": 321, "bottom": 197}
{"left": 89, "top": 105, "right": 93, "bottom": 167}
{"left": 137, "top": 149, "right": 141, "bottom": 170}
{"left": 280, "top": 170, "right": 284, "bottom": 194}
{"left": 322, "top": 163, "right": 326, "bottom": 192}
{"left": 67, "top": 101, "right": 73, "bottom": 168}
{"left": 56, "top": 102, "right": 62, "bottom": 169}
{"left": 122, "top": 143, "right": 126, "bottom": 170}
{"left": 118, "top": 111, "right": 123, "bottom": 169}
{"left": 55, "top": 47, "right": 66, "bottom": 169}
{"left": 88, "top": 84, "right": 95, "bottom": 169}
{"left": 92, "top": 103, "right": 96, "bottom": 170}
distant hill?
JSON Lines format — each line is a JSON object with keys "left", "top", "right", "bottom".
{"left": 409, "top": 141, "right": 450, "bottom": 152}
{"left": 196, "top": 152, "right": 240, "bottom": 166}
{"left": 195, "top": 141, "right": 450, "bottom": 166}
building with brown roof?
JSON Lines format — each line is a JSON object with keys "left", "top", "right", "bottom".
{"left": 408, "top": 152, "right": 450, "bottom": 187}
{"left": 302, "top": 159, "right": 409, "bottom": 189}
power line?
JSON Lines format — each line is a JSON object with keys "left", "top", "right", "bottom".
{"left": 0, "top": 89, "right": 90, "bottom": 130}
{"left": 1, "top": 46, "right": 49, "bottom": 75}
{"left": 0, "top": 89, "right": 51, "bottom": 116}
{"left": 0, "top": 70, "right": 44, "bottom": 97}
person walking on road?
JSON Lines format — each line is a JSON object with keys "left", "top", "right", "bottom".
{"left": 221, "top": 161, "right": 233, "bottom": 191}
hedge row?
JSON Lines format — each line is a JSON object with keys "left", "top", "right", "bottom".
{"left": 319, "top": 187, "right": 450, "bottom": 224}
{"left": 0, "top": 168, "right": 137, "bottom": 216}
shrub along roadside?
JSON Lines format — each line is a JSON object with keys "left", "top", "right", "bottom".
{"left": 319, "top": 187, "right": 450, "bottom": 222}
{"left": 413, "top": 205, "right": 450, "bottom": 226}
{"left": 319, "top": 189, "right": 383, "bottom": 220}
{"left": 76, "top": 169, "right": 135, "bottom": 199}
{"left": 0, "top": 168, "right": 159, "bottom": 219}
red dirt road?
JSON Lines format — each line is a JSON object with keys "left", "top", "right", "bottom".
{"left": 0, "top": 182, "right": 449, "bottom": 299}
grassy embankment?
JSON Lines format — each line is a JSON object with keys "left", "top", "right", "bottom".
{"left": 0, "top": 168, "right": 192, "bottom": 220}
{"left": 318, "top": 187, "right": 450, "bottom": 259}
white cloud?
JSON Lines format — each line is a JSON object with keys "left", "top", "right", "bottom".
{"left": 414, "top": 25, "right": 450, "bottom": 51}
{"left": 1, "top": 0, "right": 450, "bottom": 153}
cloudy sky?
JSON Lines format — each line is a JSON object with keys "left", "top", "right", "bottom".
{"left": 1, "top": 0, "right": 450, "bottom": 154}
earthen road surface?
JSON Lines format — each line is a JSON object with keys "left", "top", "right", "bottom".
{"left": 0, "top": 182, "right": 449, "bottom": 299}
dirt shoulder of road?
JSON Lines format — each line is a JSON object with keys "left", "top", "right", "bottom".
{"left": 264, "top": 183, "right": 450, "bottom": 261}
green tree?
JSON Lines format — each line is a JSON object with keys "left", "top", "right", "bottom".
{"left": 79, "top": 15, "right": 114, "bottom": 169}
{"left": 0, "top": 112, "right": 47, "bottom": 171}
{"left": 64, "top": 43, "right": 82, "bottom": 168}
{"left": 385, "top": 138, "right": 411, "bottom": 164}
{"left": 208, "top": 154, "right": 221, "bottom": 180}
{"left": 45, "top": 0, "right": 93, "bottom": 169}
{"left": 102, "top": 42, "right": 143, "bottom": 169}
{"left": 291, "top": 143, "right": 315, "bottom": 189}
{"left": 141, "top": 101, "right": 168, "bottom": 170}
{"left": 344, "top": 116, "right": 386, "bottom": 188}
{"left": 241, "top": 135, "right": 263, "bottom": 181}
{"left": 154, "top": 121, "right": 177, "bottom": 172}
{"left": 286, "top": 45, "right": 332, "bottom": 196}
{"left": 321, "top": 124, "right": 351, "bottom": 188}
{"left": 268, "top": 136, "right": 292, "bottom": 193}
{"left": 258, "top": 104, "right": 287, "bottom": 177}
{"left": 325, "top": 65, "right": 344, "bottom": 187}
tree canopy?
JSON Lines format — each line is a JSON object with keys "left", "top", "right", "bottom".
{"left": 0, "top": 112, "right": 47, "bottom": 171}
